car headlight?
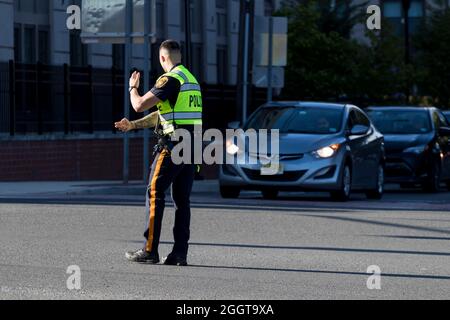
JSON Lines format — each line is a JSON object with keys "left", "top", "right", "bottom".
{"left": 313, "top": 144, "right": 340, "bottom": 159}
{"left": 226, "top": 140, "right": 240, "bottom": 155}
{"left": 403, "top": 145, "right": 429, "bottom": 154}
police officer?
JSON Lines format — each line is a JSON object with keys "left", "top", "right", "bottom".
{"left": 115, "top": 40, "right": 202, "bottom": 266}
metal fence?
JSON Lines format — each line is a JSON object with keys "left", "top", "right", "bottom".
{"left": 0, "top": 61, "right": 267, "bottom": 136}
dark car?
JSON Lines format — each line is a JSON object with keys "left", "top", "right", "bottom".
{"left": 366, "top": 106, "right": 450, "bottom": 192}
{"left": 219, "top": 102, "right": 385, "bottom": 201}
{"left": 444, "top": 111, "right": 450, "bottom": 124}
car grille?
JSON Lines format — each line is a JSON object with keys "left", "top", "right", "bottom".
{"left": 386, "top": 158, "right": 413, "bottom": 176}
{"left": 242, "top": 168, "right": 307, "bottom": 182}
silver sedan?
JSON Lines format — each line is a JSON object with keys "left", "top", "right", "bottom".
{"left": 219, "top": 102, "right": 385, "bottom": 201}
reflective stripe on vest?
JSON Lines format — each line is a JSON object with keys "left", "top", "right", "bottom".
{"left": 180, "top": 84, "right": 201, "bottom": 92}
{"left": 160, "top": 112, "right": 203, "bottom": 121}
{"left": 171, "top": 69, "right": 189, "bottom": 83}
{"left": 156, "top": 65, "right": 202, "bottom": 127}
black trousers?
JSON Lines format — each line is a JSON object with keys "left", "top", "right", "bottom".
{"left": 143, "top": 149, "right": 195, "bottom": 258}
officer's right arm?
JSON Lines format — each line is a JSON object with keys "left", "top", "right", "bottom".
{"left": 130, "top": 111, "right": 159, "bottom": 130}
{"left": 115, "top": 111, "right": 159, "bottom": 132}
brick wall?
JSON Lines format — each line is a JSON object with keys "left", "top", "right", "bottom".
{"left": 0, "top": 138, "right": 218, "bottom": 181}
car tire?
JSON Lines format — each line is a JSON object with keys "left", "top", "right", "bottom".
{"left": 262, "top": 189, "right": 279, "bottom": 200}
{"left": 366, "top": 164, "right": 384, "bottom": 200}
{"left": 220, "top": 186, "right": 241, "bottom": 199}
{"left": 331, "top": 164, "right": 352, "bottom": 202}
{"left": 423, "top": 160, "right": 441, "bottom": 193}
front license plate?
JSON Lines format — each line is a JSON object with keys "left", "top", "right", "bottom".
{"left": 260, "top": 163, "right": 284, "bottom": 176}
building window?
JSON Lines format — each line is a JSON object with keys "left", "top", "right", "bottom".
{"left": 16, "top": 0, "right": 49, "bottom": 14}
{"left": 70, "top": 31, "right": 88, "bottom": 66}
{"left": 38, "top": 28, "right": 50, "bottom": 64}
{"left": 14, "top": 25, "right": 22, "bottom": 62}
{"left": 181, "top": 0, "right": 203, "bottom": 33}
{"left": 112, "top": 44, "right": 125, "bottom": 70}
{"left": 192, "top": 43, "right": 203, "bottom": 82}
{"left": 217, "top": 46, "right": 228, "bottom": 84}
{"left": 18, "top": 0, "right": 35, "bottom": 13}
{"left": 408, "top": 0, "right": 425, "bottom": 34}
{"left": 217, "top": 12, "right": 227, "bottom": 37}
{"left": 216, "top": 0, "right": 227, "bottom": 39}
{"left": 264, "top": 0, "right": 274, "bottom": 16}
{"left": 180, "top": 0, "right": 186, "bottom": 32}
{"left": 383, "top": 0, "right": 424, "bottom": 36}
{"left": 35, "top": 0, "right": 49, "bottom": 14}
{"left": 24, "top": 26, "right": 36, "bottom": 64}
{"left": 191, "top": 0, "right": 203, "bottom": 34}
{"left": 156, "top": 0, "right": 166, "bottom": 38}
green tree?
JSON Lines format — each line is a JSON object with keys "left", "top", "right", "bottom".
{"left": 277, "top": 0, "right": 409, "bottom": 105}
{"left": 277, "top": 1, "right": 361, "bottom": 100}
{"left": 414, "top": 8, "right": 450, "bottom": 109}
{"left": 354, "top": 24, "right": 409, "bottom": 104}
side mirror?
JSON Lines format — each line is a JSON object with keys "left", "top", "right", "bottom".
{"left": 228, "top": 121, "right": 241, "bottom": 129}
{"left": 350, "top": 125, "right": 370, "bottom": 136}
{"left": 439, "top": 127, "right": 450, "bottom": 137}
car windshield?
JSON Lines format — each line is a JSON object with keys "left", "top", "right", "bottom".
{"left": 367, "top": 110, "right": 432, "bottom": 134}
{"left": 245, "top": 106, "right": 344, "bottom": 134}
{"left": 444, "top": 113, "right": 450, "bottom": 123}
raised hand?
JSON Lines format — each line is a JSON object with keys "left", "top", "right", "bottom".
{"left": 115, "top": 118, "right": 134, "bottom": 132}
{"left": 129, "top": 71, "right": 141, "bottom": 88}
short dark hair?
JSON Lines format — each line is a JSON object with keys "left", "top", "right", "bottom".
{"left": 160, "top": 40, "right": 181, "bottom": 54}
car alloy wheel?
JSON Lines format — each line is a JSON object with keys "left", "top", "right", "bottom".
{"left": 366, "top": 164, "right": 384, "bottom": 200}
{"left": 331, "top": 164, "right": 352, "bottom": 202}
{"left": 343, "top": 166, "right": 351, "bottom": 197}
{"left": 423, "top": 160, "right": 441, "bottom": 193}
{"left": 377, "top": 166, "right": 385, "bottom": 194}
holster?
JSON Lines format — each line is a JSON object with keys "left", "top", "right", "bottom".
{"left": 153, "top": 134, "right": 175, "bottom": 156}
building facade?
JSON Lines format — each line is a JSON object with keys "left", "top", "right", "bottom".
{"left": 0, "top": 0, "right": 284, "bottom": 85}
{"left": 0, "top": 0, "right": 448, "bottom": 182}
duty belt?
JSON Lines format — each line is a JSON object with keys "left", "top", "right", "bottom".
{"left": 153, "top": 133, "right": 175, "bottom": 156}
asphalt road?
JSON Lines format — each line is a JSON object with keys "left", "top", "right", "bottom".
{"left": 0, "top": 182, "right": 449, "bottom": 300}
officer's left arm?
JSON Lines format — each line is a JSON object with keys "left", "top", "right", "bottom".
{"left": 129, "top": 71, "right": 162, "bottom": 113}
{"left": 130, "top": 89, "right": 162, "bottom": 114}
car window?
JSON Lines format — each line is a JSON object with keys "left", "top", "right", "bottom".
{"left": 245, "top": 106, "right": 344, "bottom": 134}
{"left": 432, "top": 112, "right": 448, "bottom": 129}
{"left": 367, "top": 110, "right": 432, "bottom": 134}
{"left": 436, "top": 112, "right": 449, "bottom": 127}
{"left": 432, "top": 112, "right": 441, "bottom": 129}
{"left": 347, "top": 110, "right": 369, "bottom": 129}
{"left": 444, "top": 113, "right": 450, "bottom": 124}
{"left": 355, "top": 110, "right": 371, "bottom": 127}
{"left": 347, "top": 111, "right": 357, "bottom": 129}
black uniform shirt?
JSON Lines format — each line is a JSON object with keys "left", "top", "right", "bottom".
{"left": 150, "top": 64, "right": 182, "bottom": 108}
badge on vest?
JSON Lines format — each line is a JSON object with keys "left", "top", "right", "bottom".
{"left": 156, "top": 77, "right": 169, "bottom": 89}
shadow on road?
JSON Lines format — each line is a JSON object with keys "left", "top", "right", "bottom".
{"left": 186, "top": 264, "right": 450, "bottom": 281}
{"left": 367, "top": 235, "right": 450, "bottom": 241}
{"left": 2, "top": 196, "right": 450, "bottom": 214}
{"left": 302, "top": 214, "right": 450, "bottom": 235}
{"left": 117, "top": 240, "right": 450, "bottom": 257}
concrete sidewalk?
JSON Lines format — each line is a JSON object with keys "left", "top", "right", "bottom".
{"left": 0, "top": 180, "right": 219, "bottom": 198}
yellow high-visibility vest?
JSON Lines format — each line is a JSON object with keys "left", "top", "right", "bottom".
{"left": 156, "top": 65, "right": 203, "bottom": 127}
